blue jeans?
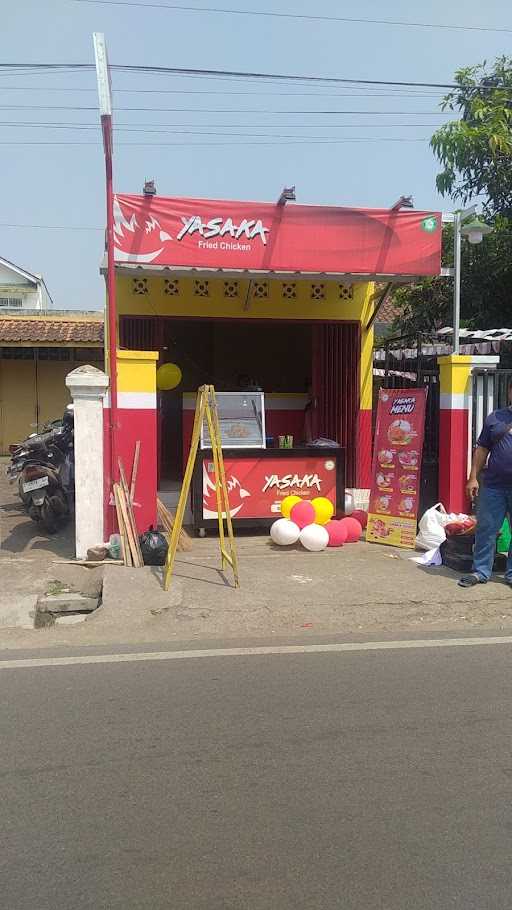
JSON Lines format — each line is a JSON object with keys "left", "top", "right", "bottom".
{"left": 473, "top": 484, "right": 512, "bottom": 581}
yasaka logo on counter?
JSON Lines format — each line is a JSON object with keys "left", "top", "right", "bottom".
{"left": 390, "top": 396, "right": 416, "bottom": 415}
{"left": 177, "top": 214, "right": 270, "bottom": 246}
{"left": 262, "top": 473, "right": 322, "bottom": 492}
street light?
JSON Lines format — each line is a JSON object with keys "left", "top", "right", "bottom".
{"left": 461, "top": 216, "right": 493, "bottom": 246}
{"left": 452, "top": 207, "right": 492, "bottom": 354}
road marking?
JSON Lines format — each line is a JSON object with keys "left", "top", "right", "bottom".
{"left": 1, "top": 636, "right": 512, "bottom": 670}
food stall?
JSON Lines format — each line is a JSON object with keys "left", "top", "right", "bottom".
{"left": 108, "top": 191, "right": 443, "bottom": 533}
{"left": 189, "top": 391, "right": 345, "bottom": 533}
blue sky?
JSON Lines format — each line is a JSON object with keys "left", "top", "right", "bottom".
{"left": 1, "top": 0, "right": 510, "bottom": 310}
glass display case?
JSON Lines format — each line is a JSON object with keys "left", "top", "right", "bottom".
{"left": 201, "top": 392, "right": 266, "bottom": 449}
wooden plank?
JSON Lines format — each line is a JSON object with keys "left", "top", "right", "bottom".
{"left": 114, "top": 483, "right": 130, "bottom": 567}
{"left": 118, "top": 458, "right": 143, "bottom": 566}
{"left": 130, "top": 440, "right": 141, "bottom": 503}
{"left": 52, "top": 559, "right": 124, "bottom": 567}
{"left": 116, "top": 483, "right": 141, "bottom": 567}
{"left": 114, "top": 483, "right": 132, "bottom": 567}
{"left": 157, "top": 497, "right": 192, "bottom": 552}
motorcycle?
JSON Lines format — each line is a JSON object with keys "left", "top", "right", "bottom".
{"left": 7, "top": 407, "right": 74, "bottom": 534}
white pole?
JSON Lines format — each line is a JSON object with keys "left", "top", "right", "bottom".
{"left": 453, "top": 211, "right": 462, "bottom": 355}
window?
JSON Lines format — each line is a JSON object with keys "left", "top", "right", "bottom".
{"left": 0, "top": 297, "right": 23, "bottom": 308}
{"left": 223, "top": 281, "right": 239, "bottom": 298}
{"left": 164, "top": 279, "right": 180, "bottom": 296}
{"left": 310, "top": 283, "right": 326, "bottom": 300}
{"left": 194, "top": 280, "right": 210, "bottom": 297}
{"left": 132, "top": 278, "right": 149, "bottom": 296}
{"left": 281, "top": 283, "right": 297, "bottom": 300}
{"left": 253, "top": 281, "right": 268, "bottom": 299}
{"left": 0, "top": 347, "right": 34, "bottom": 359}
{"left": 338, "top": 284, "right": 354, "bottom": 300}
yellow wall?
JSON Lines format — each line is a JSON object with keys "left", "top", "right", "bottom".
{"left": 0, "top": 356, "right": 100, "bottom": 453}
{"left": 0, "top": 360, "right": 37, "bottom": 452}
{"left": 115, "top": 274, "right": 376, "bottom": 418}
{"left": 117, "top": 275, "right": 374, "bottom": 323}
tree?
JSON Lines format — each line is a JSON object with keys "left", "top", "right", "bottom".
{"left": 390, "top": 56, "right": 512, "bottom": 338}
{"left": 431, "top": 56, "right": 512, "bottom": 216}
{"left": 390, "top": 220, "right": 512, "bottom": 338}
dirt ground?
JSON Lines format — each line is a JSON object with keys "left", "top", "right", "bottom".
{"left": 2, "top": 456, "right": 512, "bottom": 648}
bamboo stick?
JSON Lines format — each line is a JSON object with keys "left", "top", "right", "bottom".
{"left": 118, "top": 458, "right": 143, "bottom": 566}
{"left": 130, "top": 440, "right": 141, "bottom": 503}
{"left": 157, "top": 498, "right": 192, "bottom": 552}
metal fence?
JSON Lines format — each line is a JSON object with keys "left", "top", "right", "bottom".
{"left": 471, "top": 369, "right": 512, "bottom": 448}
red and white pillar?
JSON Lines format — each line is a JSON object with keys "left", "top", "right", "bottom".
{"left": 103, "top": 349, "right": 158, "bottom": 536}
{"left": 438, "top": 354, "right": 498, "bottom": 512}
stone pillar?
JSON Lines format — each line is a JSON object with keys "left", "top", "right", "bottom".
{"left": 66, "top": 365, "right": 109, "bottom": 559}
{"left": 437, "top": 354, "right": 499, "bottom": 512}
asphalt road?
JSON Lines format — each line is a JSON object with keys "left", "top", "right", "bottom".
{"left": 2, "top": 637, "right": 512, "bottom": 909}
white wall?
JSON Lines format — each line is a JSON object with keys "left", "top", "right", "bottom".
{"left": 0, "top": 264, "right": 46, "bottom": 310}
{"left": 0, "top": 264, "right": 28, "bottom": 285}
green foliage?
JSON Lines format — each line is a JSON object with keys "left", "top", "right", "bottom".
{"left": 391, "top": 57, "right": 512, "bottom": 338}
{"left": 431, "top": 56, "right": 512, "bottom": 216}
{"left": 391, "top": 219, "right": 512, "bottom": 337}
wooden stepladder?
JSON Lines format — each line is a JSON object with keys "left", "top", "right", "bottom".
{"left": 163, "top": 385, "right": 239, "bottom": 591}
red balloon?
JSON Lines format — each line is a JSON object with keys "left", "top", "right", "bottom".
{"left": 339, "top": 516, "right": 363, "bottom": 543}
{"left": 290, "top": 500, "right": 316, "bottom": 529}
{"left": 325, "top": 520, "right": 347, "bottom": 547}
{"left": 351, "top": 509, "right": 368, "bottom": 529}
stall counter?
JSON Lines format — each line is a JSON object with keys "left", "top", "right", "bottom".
{"left": 191, "top": 446, "right": 345, "bottom": 534}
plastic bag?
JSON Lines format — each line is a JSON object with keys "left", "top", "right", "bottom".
{"left": 416, "top": 503, "right": 451, "bottom": 551}
{"left": 307, "top": 438, "right": 340, "bottom": 448}
{"left": 139, "top": 527, "right": 168, "bottom": 566}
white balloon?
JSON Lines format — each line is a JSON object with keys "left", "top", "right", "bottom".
{"left": 299, "top": 523, "right": 329, "bottom": 552}
{"left": 344, "top": 492, "right": 354, "bottom": 515}
{"left": 270, "top": 518, "right": 301, "bottom": 546}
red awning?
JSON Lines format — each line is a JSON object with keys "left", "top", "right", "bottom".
{"left": 112, "top": 194, "right": 442, "bottom": 278}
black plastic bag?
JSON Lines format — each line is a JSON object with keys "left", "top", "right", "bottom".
{"left": 139, "top": 526, "right": 168, "bottom": 566}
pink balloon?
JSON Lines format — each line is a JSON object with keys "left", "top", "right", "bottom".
{"left": 339, "top": 516, "right": 363, "bottom": 543}
{"left": 325, "top": 520, "right": 347, "bottom": 548}
{"left": 290, "top": 500, "right": 316, "bottom": 530}
{"left": 351, "top": 509, "right": 368, "bottom": 529}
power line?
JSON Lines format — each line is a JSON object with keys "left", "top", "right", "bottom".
{"left": 1, "top": 62, "right": 506, "bottom": 102}
{"left": 0, "top": 104, "right": 453, "bottom": 114}
{"left": 0, "top": 222, "right": 103, "bottom": 231}
{"left": 0, "top": 61, "right": 503, "bottom": 94}
{"left": 0, "top": 85, "right": 446, "bottom": 98}
{"left": 0, "top": 62, "right": 463, "bottom": 89}
{"left": 0, "top": 137, "right": 429, "bottom": 146}
{"left": 72, "top": 0, "right": 512, "bottom": 34}
{"left": 0, "top": 130, "right": 439, "bottom": 142}
{"left": 113, "top": 64, "right": 462, "bottom": 90}
{"left": 0, "top": 119, "right": 445, "bottom": 127}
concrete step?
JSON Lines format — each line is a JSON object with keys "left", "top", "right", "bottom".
{"left": 36, "top": 592, "right": 99, "bottom": 614}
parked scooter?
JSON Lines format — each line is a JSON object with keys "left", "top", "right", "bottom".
{"left": 7, "top": 406, "right": 74, "bottom": 533}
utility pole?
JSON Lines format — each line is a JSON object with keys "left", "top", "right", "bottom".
{"left": 93, "top": 32, "right": 118, "bottom": 499}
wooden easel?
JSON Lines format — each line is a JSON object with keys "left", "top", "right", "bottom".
{"left": 163, "top": 385, "right": 240, "bottom": 591}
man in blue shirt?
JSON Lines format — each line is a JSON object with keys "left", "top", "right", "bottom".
{"left": 459, "top": 395, "right": 512, "bottom": 586}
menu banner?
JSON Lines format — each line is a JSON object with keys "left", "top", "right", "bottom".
{"left": 366, "top": 388, "right": 427, "bottom": 549}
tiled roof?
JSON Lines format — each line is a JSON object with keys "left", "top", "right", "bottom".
{"left": 0, "top": 316, "right": 103, "bottom": 345}
{"left": 376, "top": 298, "right": 401, "bottom": 324}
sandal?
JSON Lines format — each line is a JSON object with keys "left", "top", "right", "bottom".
{"left": 458, "top": 573, "right": 487, "bottom": 588}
